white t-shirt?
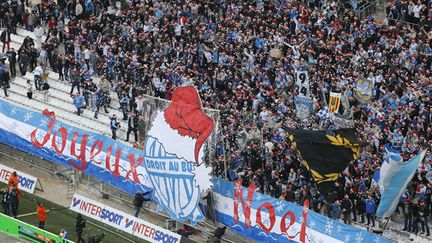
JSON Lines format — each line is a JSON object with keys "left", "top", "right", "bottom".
{"left": 84, "top": 49, "right": 91, "bottom": 60}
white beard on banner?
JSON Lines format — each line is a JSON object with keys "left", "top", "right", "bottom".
{"left": 142, "top": 86, "right": 214, "bottom": 224}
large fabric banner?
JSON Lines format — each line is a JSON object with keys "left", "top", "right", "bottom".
{"left": 212, "top": 178, "right": 392, "bottom": 243}
{"left": 70, "top": 193, "right": 183, "bottom": 243}
{"left": 0, "top": 86, "right": 214, "bottom": 225}
{"left": 287, "top": 128, "right": 359, "bottom": 195}
{"left": 375, "top": 150, "right": 427, "bottom": 218}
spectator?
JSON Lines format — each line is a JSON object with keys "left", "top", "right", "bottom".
{"left": 0, "top": 68, "right": 10, "bottom": 97}
{"left": 402, "top": 198, "right": 413, "bottom": 231}
{"left": 37, "top": 202, "right": 47, "bottom": 229}
{"left": 126, "top": 112, "right": 138, "bottom": 142}
{"left": 331, "top": 200, "right": 342, "bottom": 220}
{"left": 6, "top": 48, "right": 17, "bottom": 77}
{"left": 41, "top": 80, "right": 50, "bottom": 102}
{"left": 365, "top": 195, "right": 377, "bottom": 227}
{"left": 9, "top": 186, "right": 19, "bottom": 218}
{"left": 27, "top": 80, "right": 33, "bottom": 99}
{"left": 419, "top": 200, "right": 430, "bottom": 236}
{"left": 110, "top": 114, "right": 119, "bottom": 140}
{"left": 0, "top": 28, "right": 11, "bottom": 53}
{"left": 33, "top": 63, "right": 43, "bottom": 91}
{"left": 341, "top": 194, "right": 353, "bottom": 225}
{"left": 73, "top": 93, "right": 85, "bottom": 116}
{"left": 0, "top": 187, "right": 10, "bottom": 216}
{"left": 213, "top": 226, "right": 226, "bottom": 243}
{"left": 412, "top": 199, "right": 421, "bottom": 234}
{"left": 8, "top": 171, "right": 18, "bottom": 189}
{"left": 133, "top": 190, "right": 152, "bottom": 217}
{"left": 59, "top": 228, "right": 69, "bottom": 239}
{"left": 75, "top": 213, "right": 86, "bottom": 243}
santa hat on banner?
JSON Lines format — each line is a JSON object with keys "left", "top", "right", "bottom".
{"left": 147, "top": 86, "right": 215, "bottom": 166}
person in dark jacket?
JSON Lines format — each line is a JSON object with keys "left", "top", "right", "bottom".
{"left": 126, "top": 112, "right": 138, "bottom": 142}
{"left": 1, "top": 68, "right": 10, "bottom": 97}
{"left": 213, "top": 226, "right": 226, "bottom": 243}
{"left": 419, "top": 200, "right": 430, "bottom": 236}
{"left": 402, "top": 198, "right": 412, "bottom": 231}
{"left": 75, "top": 213, "right": 86, "bottom": 243}
{"left": 0, "top": 28, "right": 11, "bottom": 53}
{"left": 110, "top": 114, "right": 119, "bottom": 140}
{"left": 412, "top": 199, "right": 420, "bottom": 234}
{"left": 6, "top": 48, "right": 16, "bottom": 76}
{"left": 0, "top": 187, "right": 10, "bottom": 215}
{"left": 341, "top": 194, "right": 353, "bottom": 225}
{"left": 285, "top": 185, "right": 296, "bottom": 202}
{"left": 133, "top": 190, "right": 152, "bottom": 217}
{"left": 9, "top": 186, "right": 19, "bottom": 218}
{"left": 93, "top": 89, "right": 109, "bottom": 119}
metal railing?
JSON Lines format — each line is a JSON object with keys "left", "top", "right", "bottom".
{"left": 346, "top": 0, "right": 380, "bottom": 19}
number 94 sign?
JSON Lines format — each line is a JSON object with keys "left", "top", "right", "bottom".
{"left": 295, "top": 71, "right": 310, "bottom": 98}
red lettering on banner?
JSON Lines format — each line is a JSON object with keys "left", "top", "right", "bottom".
{"left": 30, "top": 114, "right": 55, "bottom": 148}
{"left": 90, "top": 140, "right": 103, "bottom": 165}
{"left": 125, "top": 154, "right": 144, "bottom": 183}
{"left": 233, "top": 179, "right": 254, "bottom": 228}
{"left": 80, "top": 201, "right": 90, "bottom": 212}
{"left": 69, "top": 132, "right": 88, "bottom": 171}
{"left": 95, "top": 204, "right": 102, "bottom": 217}
{"left": 28, "top": 110, "right": 154, "bottom": 188}
{"left": 280, "top": 210, "right": 296, "bottom": 238}
{"left": 232, "top": 179, "right": 309, "bottom": 242}
{"left": 256, "top": 202, "right": 276, "bottom": 233}
{"left": 144, "top": 225, "right": 151, "bottom": 237}
{"left": 0, "top": 169, "right": 10, "bottom": 180}
{"left": 51, "top": 127, "right": 67, "bottom": 154}
{"left": 149, "top": 228, "right": 155, "bottom": 239}
{"left": 105, "top": 146, "right": 121, "bottom": 178}
{"left": 90, "top": 204, "right": 98, "bottom": 215}
{"left": 300, "top": 200, "right": 309, "bottom": 243}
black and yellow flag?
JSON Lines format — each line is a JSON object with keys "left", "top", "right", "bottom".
{"left": 287, "top": 128, "right": 359, "bottom": 195}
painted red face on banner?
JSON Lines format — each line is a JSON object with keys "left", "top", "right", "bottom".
{"left": 163, "top": 86, "right": 214, "bottom": 166}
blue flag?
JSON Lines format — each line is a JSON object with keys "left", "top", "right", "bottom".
{"left": 376, "top": 150, "right": 427, "bottom": 218}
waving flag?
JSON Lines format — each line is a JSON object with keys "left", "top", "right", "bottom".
{"left": 376, "top": 150, "right": 427, "bottom": 218}
{"left": 328, "top": 92, "right": 341, "bottom": 113}
{"left": 287, "top": 128, "right": 359, "bottom": 195}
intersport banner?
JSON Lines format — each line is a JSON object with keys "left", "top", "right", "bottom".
{"left": 0, "top": 86, "right": 214, "bottom": 225}
{"left": 70, "top": 194, "right": 182, "bottom": 243}
{"left": 0, "top": 163, "right": 38, "bottom": 193}
{"left": 212, "top": 178, "right": 392, "bottom": 243}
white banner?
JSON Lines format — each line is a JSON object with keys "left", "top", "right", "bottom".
{"left": 69, "top": 194, "right": 182, "bottom": 243}
{"left": 0, "top": 163, "right": 38, "bottom": 193}
{"left": 296, "top": 71, "right": 310, "bottom": 97}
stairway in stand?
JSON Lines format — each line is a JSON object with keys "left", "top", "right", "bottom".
{"left": 0, "top": 28, "right": 130, "bottom": 144}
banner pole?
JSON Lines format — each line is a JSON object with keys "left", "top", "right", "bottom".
{"left": 382, "top": 217, "right": 391, "bottom": 232}
{"left": 223, "top": 135, "right": 227, "bottom": 180}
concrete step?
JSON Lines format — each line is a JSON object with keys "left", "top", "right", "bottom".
{"left": 4, "top": 81, "right": 129, "bottom": 143}
{"left": 16, "top": 75, "right": 125, "bottom": 124}
{"left": 9, "top": 79, "right": 127, "bottom": 135}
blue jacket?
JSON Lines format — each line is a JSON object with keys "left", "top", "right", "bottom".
{"left": 73, "top": 95, "right": 85, "bottom": 109}
{"left": 365, "top": 199, "right": 376, "bottom": 214}
{"left": 331, "top": 203, "right": 341, "bottom": 219}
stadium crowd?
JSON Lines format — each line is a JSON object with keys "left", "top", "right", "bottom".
{"left": 0, "top": 0, "right": 432, "bottom": 236}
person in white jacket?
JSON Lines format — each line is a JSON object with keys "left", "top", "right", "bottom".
{"left": 33, "top": 25, "right": 44, "bottom": 49}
